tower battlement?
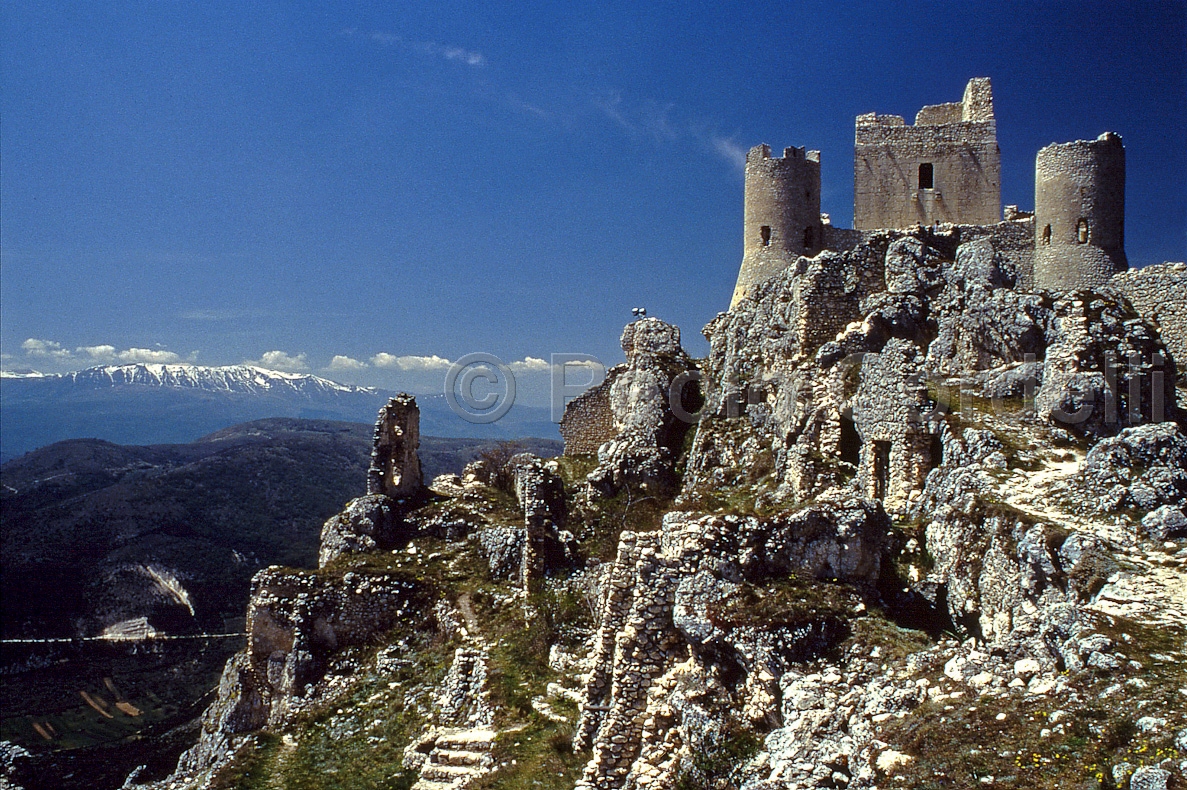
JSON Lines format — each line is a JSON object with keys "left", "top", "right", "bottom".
{"left": 730, "top": 144, "right": 823, "bottom": 308}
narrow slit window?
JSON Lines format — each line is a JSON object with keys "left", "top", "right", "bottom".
{"left": 1077, "top": 218, "right": 1089, "bottom": 244}
{"left": 918, "top": 163, "right": 934, "bottom": 189}
{"left": 760, "top": 225, "right": 771, "bottom": 246}
{"left": 803, "top": 226, "right": 814, "bottom": 248}
{"left": 1041, "top": 224, "right": 1051, "bottom": 245}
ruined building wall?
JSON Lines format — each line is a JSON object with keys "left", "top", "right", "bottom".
{"left": 730, "top": 143, "right": 822, "bottom": 308}
{"left": 1109, "top": 262, "right": 1187, "bottom": 382}
{"left": 559, "top": 376, "right": 618, "bottom": 455}
{"left": 854, "top": 78, "right": 1001, "bottom": 230}
{"left": 366, "top": 394, "right": 423, "bottom": 497}
{"left": 1033, "top": 132, "right": 1127, "bottom": 291}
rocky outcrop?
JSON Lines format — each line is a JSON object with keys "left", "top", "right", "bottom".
{"left": 172, "top": 567, "right": 424, "bottom": 779}
{"left": 318, "top": 494, "right": 399, "bottom": 567}
{"left": 910, "top": 428, "right": 1085, "bottom": 661}
{"left": 1109, "top": 261, "right": 1187, "bottom": 383}
{"left": 682, "top": 226, "right": 1180, "bottom": 517}
{"left": 1075, "top": 422, "right": 1187, "bottom": 513}
{"left": 1036, "top": 293, "right": 1179, "bottom": 438}
{"left": 573, "top": 498, "right": 887, "bottom": 789}
{"left": 584, "top": 318, "right": 700, "bottom": 498}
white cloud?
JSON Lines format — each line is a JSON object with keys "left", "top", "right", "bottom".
{"left": 20, "top": 339, "right": 191, "bottom": 367}
{"left": 249, "top": 350, "right": 310, "bottom": 372}
{"left": 76, "top": 344, "right": 118, "bottom": 360}
{"left": 712, "top": 136, "right": 748, "bottom": 170}
{"left": 371, "top": 353, "right": 453, "bottom": 371}
{"left": 118, "top": 348, "right": 183, "bottom": 364}
{"left": 327, "top": 355, "right": 369, "bottom": 372}
{"left": 509, "top": 356, "right": 550, "bottom": 373}
{"left": 21, "top": 338, "right": 72, "bottom": 360}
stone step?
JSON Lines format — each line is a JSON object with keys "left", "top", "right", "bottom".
{"left": 431, "top": 747, "right": 491, "bottom": 767}
{"left": 420, "top": 762, "right": 482, "bottom": 781}
{"left": 434, "top": 728, "right": 496, "bottom": 750}
{"left": 410, "top": 780, "right": 456, "bottom": 790}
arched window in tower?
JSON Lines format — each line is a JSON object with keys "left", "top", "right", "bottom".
{"left": 760, "top": 226, "right": 771, "bottom": 246}
{"left": 1041, "top": 224, "right": 1051, "bottom": 245}
{"left": 803, "top": 226, "right": 814, "bottom": 249}
{"left": 1077, "top": 218, "right": 1089, "bottom": 244}
{"left": 918, "top": 163, "right": 934, "bottom": 189}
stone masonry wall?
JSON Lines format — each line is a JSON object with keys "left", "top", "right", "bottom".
{"left": 560, "top": 375, "right": 619, "bottom": 455}
{"left": 1109, "top": 262, "right": 1187, "bottom": 383}
{"left": 366, "top": 394, "right": 423, "bottom": 498}
{"left": 854, "top": 78, "right": 1001, "bottom": 230}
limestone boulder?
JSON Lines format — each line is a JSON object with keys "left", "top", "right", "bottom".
{"left": 587, "top": 318, "right": 699, "bottom": 498}
{"left": 1077, "top": 422, "right": 1187, "bottom": 513}
{"left": 318, "top": 494, "right": 399, "bottom": 568}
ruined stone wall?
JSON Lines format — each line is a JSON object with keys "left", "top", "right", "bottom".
{"left": 851, "top": 338, "right": 936, "bottom": 511}
{"left": 854, "top": 78, "right": 1001, "bottom": 230}
{"left": 367, "top": 394, "right": 422, "bottom": 498}
{"left": 731, "top": 143, "right": 822, "bottom": 308}
{"left": 791, "top": 244, "right": 885, "bottom": 354}
{"left": 952, "top": 218, "right": 1036, "bottom": 290}
{"left": 1034, "top": 132, "right": 1127, "bottom": 291}
{"left": 560, "top": 375, "right": 618, "bottom": 455}
{"left": 1109, "top": 262, "right": 1187, "bottom": 382}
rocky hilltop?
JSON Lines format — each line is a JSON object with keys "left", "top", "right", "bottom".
{"left": 52, "top": 223, "right": 1186, "bottom": 790}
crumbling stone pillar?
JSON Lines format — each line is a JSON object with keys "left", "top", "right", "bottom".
{"left": 366, "top": 394, "right": 423, "bottom": 498}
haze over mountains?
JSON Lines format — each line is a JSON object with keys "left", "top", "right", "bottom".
{"left": 0, "top": 363, "right": 559, "bottom": 460}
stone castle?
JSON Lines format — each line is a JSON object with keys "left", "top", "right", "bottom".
{"left": 731, "top": 78, "right": 1133, "bottom": 308}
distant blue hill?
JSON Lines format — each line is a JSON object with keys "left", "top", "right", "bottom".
{"left": 0, "top": 364, "right": 560, "bottom": 461}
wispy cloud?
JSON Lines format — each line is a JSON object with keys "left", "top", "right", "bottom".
{"left": 341, "top": 28, "right": 486, "bottom": 68}
{"left": 710, "top": 136, "right": 748, "bottom": 170}
{"left": 247, "top": 350, "right": 309, "bottom": 372}
{"left": 594, "top": 93, "right": 679, "bottom": 143}
{"left": 371, "top": 353, "right": 453, "bottom": 371}
{"left": 592, "top": 92, "right": 748, "bottom": 170}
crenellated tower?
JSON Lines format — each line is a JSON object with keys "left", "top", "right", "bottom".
{"left": 730, "top": 144, "right": 822, "bottom": 308}
{"left": 1033, "top": 132, "right": 1127, "bottom": 291}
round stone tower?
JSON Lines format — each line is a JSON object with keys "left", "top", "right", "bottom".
{"left": 1033, "top": 132, "right": 1127, "bottom": 292}
{"left": 730, "top": 144, "right": 822, "bottom": 308}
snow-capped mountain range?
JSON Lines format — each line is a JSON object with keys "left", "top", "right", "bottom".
{"left": 0, "top": 364, "right": 557, "bottom": 459}
{"left": 4, "top": 363, "right": 376, "bottom": 396}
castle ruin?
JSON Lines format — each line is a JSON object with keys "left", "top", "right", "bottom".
{"left": 366, "top": 394, "right": 423, "bottom": 498}
{"left": 730, "top": 77, "right": 1147, "bottom": 305}
{"left": 854, "top": 77, "right": 1001, "bottom": 231}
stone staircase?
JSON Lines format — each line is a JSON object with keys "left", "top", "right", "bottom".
{"left": 409, "top": 727, "right": 496, "bottom": 790}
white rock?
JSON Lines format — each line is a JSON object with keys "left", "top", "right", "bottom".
{"left": 875, "top": 749, "right": 913, "bottom": 771}
{"left": 1013, "top": 658, "right": 1041, "bottom": 679}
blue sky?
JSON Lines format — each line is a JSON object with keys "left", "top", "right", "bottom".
{"left": 3, "top": 0, "right": 1185, "bottom": 403}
